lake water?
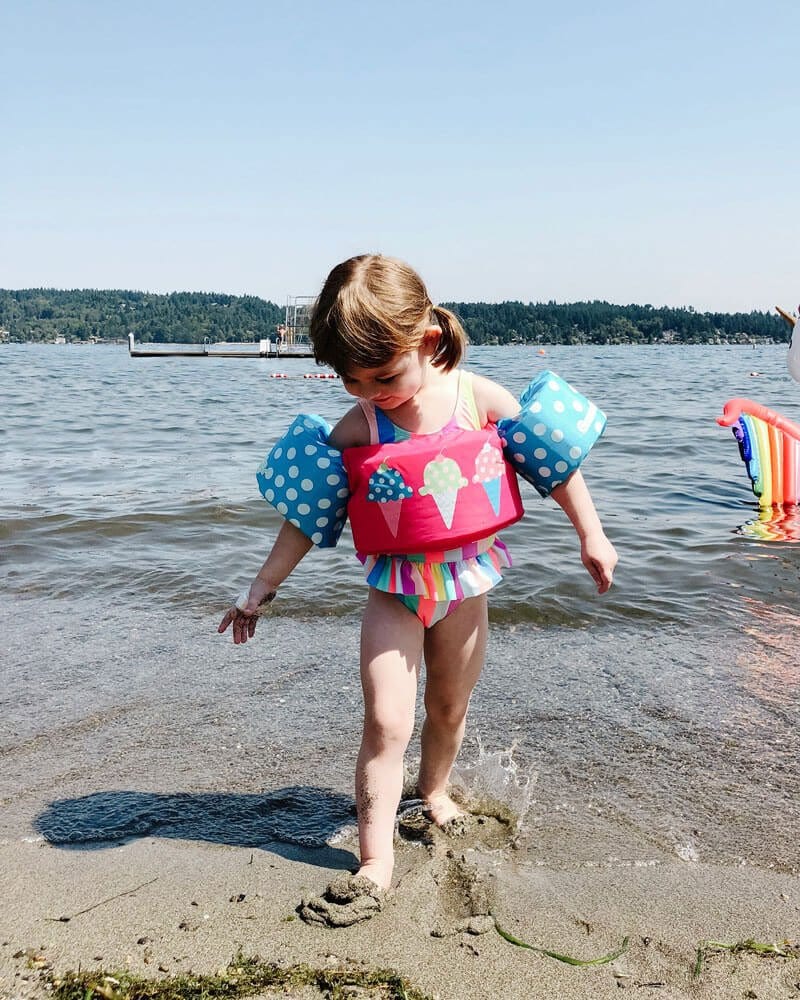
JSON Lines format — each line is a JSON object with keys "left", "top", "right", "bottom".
{"left": 2, "top": 343, "right": 799, "bottom": 873}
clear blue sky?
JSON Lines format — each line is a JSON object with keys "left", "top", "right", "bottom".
{"left": 3, "top": 0, "right": 798, "bottom": 312}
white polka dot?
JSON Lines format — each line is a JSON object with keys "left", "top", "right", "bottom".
{"left": 289, "top": 517, "right": 300, "bottom": 527}
{"left": 303, "top": 418, "right": 316, "bottom": 430}
{"left": 311, "top": 532, "right": 323, "bottom": 544}
{"left": 530, "top": 401, "right": 542, "bottom": 413}
{"left": 273, "top": 447, "right": 282, "bottom": 460}
{"left": 335, "top": 506, "right": 346, "bottom": 517}
{"left": 277, "top": 502, "right": 288, "bottom": 515}
{"left": 513, "top": 452, "right": 525, "bottom": 463}
{"left": 555, "top": 461, "right": 568, "bottom": 473}
{"left": 533, "top": 423, "right": 546, "bottom": 436}
{"left": 297, "top": 503, "right": 310, "bottom": 515}
{"left": 288, "top": 465, "right": 299, "bottom": 478}
{"left": 318, "top": 498, "right": 332, "bottom": 509}
{"left": 304, "top": 444, "right": 317, "bottom": 456}
{"left": 551, "top": 480, "right": 562, "bottom": 488}
{"left": 265, "top": 489, "right": 275, "bottom": 502}
{"left": 317, "top": 457, "right": 331, "bottom": 469}
{"left": 569, "top": 446, "right": 582, "bottom": 459}
{"left": 512, "top": 431, "right": 527, "bottom": 444}
{"left": 274, "top": 474, "right": 285, "bottom": 487}
{"left": 326, "top": 474, "right": 339, "bottom": 486}
{"left": 293, "top": 425, "right": 304, "bottom": 436}
{"left": 301, "top": 478, "right": 313, "bottom": 491}
{"left": 534, "top": 447, "right": 547, "bottom": 460}
{"left": 263, "top": 466, "right": 274, "bottom": 480}
{"left": 538, "top": 466, "right": 551, "bottom": 478}
{"left": 553, "top": 400, "right": 565, "bottom": 413}
{"left": 316, "top": 516, "right": 329, "bottom": 527}
{"left": 594, "top": 420, "right": 604, "bottom": 432}
{"left": 551, "top": 429, "right": 564, "bottom": 443}
{"left": 548, "top": 380, "right": 560, "bottom": 391}
{"left": 286, "top": 487, "right": 298, "bottom": 501}
{"left": 572, "top": 400, "right": 584, "bottom": 412}
{"left": 336, "top": 487, "right": 349, "bottom": 499}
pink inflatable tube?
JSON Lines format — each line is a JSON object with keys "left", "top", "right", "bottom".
{"left": 716, "top": 398, "right": 800, "bottom": 441}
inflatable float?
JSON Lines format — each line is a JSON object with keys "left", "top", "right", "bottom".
{"left": 717, "top": 306, "right": 800, "bottom": 510}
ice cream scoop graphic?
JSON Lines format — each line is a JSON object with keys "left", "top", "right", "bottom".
{"left": 472, "top": 440, "right": 506, "bottom": 515}
{"left": 419, "top": 454, "right": 468, "bottom": 529}
{"left": 367, "top": 462, "right": 413, "bottom": 536}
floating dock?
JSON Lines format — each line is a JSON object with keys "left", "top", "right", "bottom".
{"left": 127, "top": 333, "right": 314, "bottom": 359}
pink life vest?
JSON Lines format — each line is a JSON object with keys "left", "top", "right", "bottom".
{"left": 344, "top": 425, "right": 524, "bottom": 555}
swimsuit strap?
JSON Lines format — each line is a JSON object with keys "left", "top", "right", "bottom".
{"left": 357, "top": 398, "right": 380, "bottom": 444}
{"left": 454, "top": 371, "right": 482, "bottom": 431}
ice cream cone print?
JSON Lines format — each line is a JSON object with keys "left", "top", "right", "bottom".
{"left": 482, "top": 476, "right": 502, "bottom": 515}
{"left": 367, "top": 462, "right": 412, "bottom": 538}
{"left": 472, "top": 440, "right": 505, "bottom": 515}
{"left": 379, "top": 499, "right": 403, "bottom": 536}
{"left": 419, "top": 455, "right": 468, "bottom": 529}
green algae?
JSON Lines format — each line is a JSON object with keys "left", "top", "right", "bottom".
{"left": 494, "top": 920, "right": 629, "bottom": 966}
{"left": 693, "top": 938, "right": 800, "bottom": 978}
{"left": 48, "top": 953, "right": 433, "bottom": 1000}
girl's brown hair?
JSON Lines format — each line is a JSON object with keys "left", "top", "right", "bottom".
{"left": 309, "top": 254, "right": 467, "bottom": 376}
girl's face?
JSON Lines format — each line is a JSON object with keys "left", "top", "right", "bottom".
{"left": 340, "top": 344, "right": 431, "bottom": 410}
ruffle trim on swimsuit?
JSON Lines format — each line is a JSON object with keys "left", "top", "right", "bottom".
{"left": 357, "top": 535, "right": 512, "bottom": 602}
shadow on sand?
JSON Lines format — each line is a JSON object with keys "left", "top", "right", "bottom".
{"left": 34, "top": 786, "right": 358, "bottom": 871}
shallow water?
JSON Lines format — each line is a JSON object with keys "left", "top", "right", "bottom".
{"left": 2, "top": 344, "right": 799, "bottom": 872}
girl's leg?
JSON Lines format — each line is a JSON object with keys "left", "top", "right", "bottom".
{"left": 418, "top": 593, "right": 488, "bottom": 824}
{"left": 357, "top": 588, "right": 424, "bottom": 889}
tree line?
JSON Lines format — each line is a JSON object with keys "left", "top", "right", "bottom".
{"left": 0, "top": 288, "right": 787, "bottom": 345}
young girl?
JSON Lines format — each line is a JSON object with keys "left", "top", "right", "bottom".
{"left": 218, "top": 254, "right": 617, "bottom": 912}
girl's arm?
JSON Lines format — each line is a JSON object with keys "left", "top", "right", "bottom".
{"left": 219, "top": 404, "right": 369, "bottom": 645}
{"left": 218, "top": 521, "right": 313, "bottom": 644}
{"left": 551, "top": 471, "right": 617, "bottom": 593}
{"left": 470, "top": 373, "right": 521, "bottom": 423}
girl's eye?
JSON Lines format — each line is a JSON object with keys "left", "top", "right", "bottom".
{"left": 376, "top": 375, "right": 396, "bottom": 384}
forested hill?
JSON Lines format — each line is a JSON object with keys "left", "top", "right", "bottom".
{"left": 0, "top": 288, "right": 787, "bottom": 345}
{"left": 0, "top": 290, "right": 285, "bottom": 345}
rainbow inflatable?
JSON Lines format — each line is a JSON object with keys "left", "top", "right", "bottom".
{"left": 717, "top": 398, "right": 800, "bottom": 507}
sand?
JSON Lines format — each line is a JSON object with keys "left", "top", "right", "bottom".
{"left": 2, "top": 599, "right": 798, "bottom": 999}
{"left": 2, "top": 817, "right": 799, "bottom": 1000}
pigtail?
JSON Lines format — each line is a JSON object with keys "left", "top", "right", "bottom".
{"left": 430, "top": 305, "right": 467, "bottom": 371}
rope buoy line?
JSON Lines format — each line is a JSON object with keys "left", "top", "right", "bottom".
{"left": 269, "top": 372, "right": 339, "bottom": 380}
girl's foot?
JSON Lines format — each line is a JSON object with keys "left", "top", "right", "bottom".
{"left": 421, "top": 791, "right": 463, "bottom": 827}
{"left": 299, "top": 872, "right": 387, "bottom": 928}
{"left": 356, "top": 858, "right": 393, "bottom": 891}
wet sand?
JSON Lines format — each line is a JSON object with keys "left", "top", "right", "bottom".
{"left": 2, "top": 597, "right": 799, "bottom": 998}
{"left": 2, "top": 827, "right": 799, "bottom": 1000}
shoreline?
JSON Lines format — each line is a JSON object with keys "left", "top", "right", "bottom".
{"left": 2, "top": 831, "right": 799, "bottom": 1000}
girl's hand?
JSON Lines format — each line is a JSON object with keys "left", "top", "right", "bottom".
{"left": 217, "top": 578, "right": 276, "bottom": 644}
{"left": 580, "top": 530, "right": 618, "bottom": 594}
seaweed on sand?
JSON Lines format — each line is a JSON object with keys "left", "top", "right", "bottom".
{"left": 48, "top": 953, "right": 433, "bottom": 1000}
{"left": 494, "top": 920, "right": 629, "bottom": 967}
{"left": 692, "top": 938, "right": 800, "bottom": 978}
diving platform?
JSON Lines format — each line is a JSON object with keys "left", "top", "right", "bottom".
{"left": 127, "top": 333, "right": 314, "bottom": 358}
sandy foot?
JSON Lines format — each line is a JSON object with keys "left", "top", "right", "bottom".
{"left": 298, "top": 873, "right": 388, "bottom": 927}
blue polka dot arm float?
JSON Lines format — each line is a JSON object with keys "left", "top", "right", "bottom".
{"left": 256, "top": 414, "right": 350, "bottom": 547}
{"left": 496, "top": 370, "right": 607, "bottom": 497}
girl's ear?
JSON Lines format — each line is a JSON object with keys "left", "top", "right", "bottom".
{"left": 421, "top": 325, "right": 442, "bottom": 355}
